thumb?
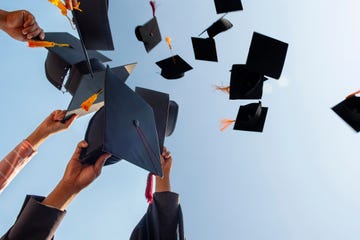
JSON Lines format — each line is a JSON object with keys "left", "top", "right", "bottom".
{"left": 93, "top": 153, "right": 111, "bottom": 177}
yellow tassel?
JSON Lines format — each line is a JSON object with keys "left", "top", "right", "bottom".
{"left": 213, "top": 85, "right": 230, "bottom": 94}
{"left": 28, "top": 40, "right": 70, "bottom": 48}
{"left": 81, "top": 89, "right": 103, "bottom": 112}
{"left": 165, "top": 36, "right": 172, "bottom": 50}
{"left": 220, "top": 119, "right": 236, "bottom": 131}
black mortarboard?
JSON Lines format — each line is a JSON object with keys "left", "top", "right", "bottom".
{"left": 200, "top": 17, "right": 233, "bottom": 38}
{"left": 64, "top": 62, "right": 137, "bottom": 119}
{"left": 214, "top": 0, "right": 243, "bottom": 14}
{"left": 246, "top": 32, "right": 288, "bottom": 79}
{"left": 332, "top": 96, "right": 360, "bottom": 132}
{"left": 234, "top": 101, "right": 268, "bottom": 132}
{"left": 229, "top": 64, "right": 267, "bottom": 99}
{"left": 135, "top": 17, "right": 162, "bottom": 53}
{"left": 81, "top": 66, "right": 163, "bottom": 176}
{"left": 44, "top": 32, "right": 111, "bottom": 90}
{"left": 156, "top": 55, "right": 193, "bottom": 79}
{"left": 191, "top": 37, "right": 218, "bottom": 62}
{"left": 72, "top": 0, "right": 114, "bottom": 50}
{"left": 135, "top": 87, "right": 179, "bottom": 150}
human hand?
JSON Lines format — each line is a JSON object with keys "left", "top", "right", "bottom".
{"left": 65, "top": 0, "right": 79, "bottom": 10}
{"left": 1, "top": 10, "right": 44, "bottom": 41}
{"left": 26, "top": 110, "right": 77, "bottom": 150}
{"left": 155, "top": 147, "right": 172, "bottom": 192}
{"left": 60, "top": 141, "right": 111, "bottom": 194}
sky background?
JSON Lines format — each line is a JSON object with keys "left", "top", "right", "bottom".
{"left": 1, "top": 0, "right": 360, "bottom": 239}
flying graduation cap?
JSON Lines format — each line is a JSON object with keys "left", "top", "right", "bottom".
{"left": 135, "top": 87, "right": 179, "bottom": 150}
{"left": 44, "top": 32, "right": 111, "bottom": 90}
{"left": 156, "top": 55, "right": 193, "bottom": 79}
{"left": 135, "top": 17, "right": 162, "bottom": 53}
{"left": 215, "top": 64, "right": 267, "bottom": 99}
{"left": 332, "top": 95, "right": 360, "bottom": 132}
{"left": 81, "top": 66, "right": 163, "bottom": 176}
{"left": 192, "top": 16, "right": 233, "bottom": 62}
{"left": 214, "top": 0, "right": 243, "bottom": 14}
{"left": 72, "top": 0, "right": 114, "bottom": 50}
{"left": 246, "top": 32, "right": 289, "bottom": 79}
{"left": 220, "top": 101, "right": 268, "bottom": 132}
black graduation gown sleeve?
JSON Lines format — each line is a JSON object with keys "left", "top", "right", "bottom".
{"left": 130, "top": 191, "right": 185, "bottom": 240}
{"left": 0, "top": 195, "right": 66, "bottom": 240}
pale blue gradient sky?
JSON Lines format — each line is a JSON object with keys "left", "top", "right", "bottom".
{"left": 1, "top": 0, "right": 360, "bottom": 239}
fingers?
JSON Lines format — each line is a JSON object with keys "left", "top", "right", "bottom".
{"left": 22, "top": 11, "right": 35, "bottom": 28}
{"left": 22, "top": 11, "right": 44, "bottom": 40}
{"left": 65, "top": 0, "right": 78, "bottom": 10}
{"left": 64, "top": 114, "right": 78, "bottom": 128}
{"left": 72, "top": 140, "right": 88, "bottom": 160}
{"left": 52, "top": 110, "right": 66, "bottom": 121}
{"left": 93, "top": 153, "right": 111, "bottom": 177}
{"left": 161, "top": 147, "right": 171, "bottom": 160}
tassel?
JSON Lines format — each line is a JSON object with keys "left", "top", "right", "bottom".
{"left": 150, "top": 1, "right": 156, "bottom": 16}
{"left": 73, "top": 2, "right": 83, "bottom": 12}
{"left": 346, "top": 90, "right": 360, "bottom": 99}
{"left": 145, "top": 173, "right": 154, "bottom": 204}
{"left": 213, "top": 85, "right": 230, "bottom": 94}
{"left": 81, "top": 89, "right": 103, "bottom": 112}
{"left": 28, "top": 40, "right": 70, "bottom": 48}
{"left": 220, "top": 119, "right": 235, "bottom": 131}
{"left": 165, "top": 36, "right": 172, "bottom": 50}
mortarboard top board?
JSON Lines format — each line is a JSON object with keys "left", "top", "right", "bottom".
{"left": 234, "top": 101, "right": 268, "bottom": 132}
{"left": 246, "top": 32, "right": 288, "bottom": 79}
{"left": 229, "top": 64, "right": 267, "bottom": 99}
{"left": 64, "top": 62, "right": 137, "bottom": 120}
{"left": 214, "top": 0, "right": 243, "bottom": 14}
{"left": 332, "top": 96, "right": 360, "bottom": 132}
{"left": 156, "top": 55, "right": 193, "bottom": 79}
{"left": 72, "top": 0, "right": 114, "bottom": 50}
{"left": 135, "top": 87, "right": 170, "bottom": 151}
{"left": 200, "top": 17, "right": 233, "bottom": 38}
{"left": 44, "top": 32, "right": 111, "bottom": 90}
{"left": 135, "top": 17, "right": 162, "bottom": 53}
{"left": 191, "top": 37, "right": 218, "bottom": 62}
{"left": 81, "top": 66, "right": 163, "bottom": 176}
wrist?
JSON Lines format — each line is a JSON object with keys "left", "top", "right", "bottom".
{"left": 155, "top": 176, "right": 171, "bottom": 192}
{"left": 42, "top": 180, "right": 78, "bottom": 211}
{"left": 26, "top": 128, "right": 50, "bottom": 150}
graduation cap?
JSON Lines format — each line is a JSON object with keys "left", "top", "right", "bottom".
{"left": 199, "top": 17, "right": 233, "bottom": 38}
{"left": 246, "top": 32, "right": 289, "bottom": 79}
{"left": 81, "top": 66, "right": 163, "bottom": 176}
{"left": 135, "top": 17, "right": 162, "bottom": 53}
{"left": 332, "top": 96, "right": 360, "bottom": 132}
{"left": 221, "top": 101, "right": 268, "bottom": 132}
{"left": 72, "top": 0, "right": 114, "bottom": 50}
{"left": 191, "top": 37, "right": 218, "bottom": 62}
{"left": 156, "top": 55, "right": 193, "bottom": 79}
{"left": 214, "top": 0, "right": 243, "bottom": 14}
{"left": 229, "top": 64, "right": 267, "bottom": 99}
{"left": 64, "top": 62, "right": 137, "bottom": 120}
{"left": 44, "top": 32, "right": 111, "bottom": 90}
{"left": 135, "top": 87, "right": 179, "bottom": 150}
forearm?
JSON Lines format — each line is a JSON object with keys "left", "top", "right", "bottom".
{"left": 42, "top": 181, "right": 78, "bottom": 211}
{"left": 26, "top": 127, "right": 50, "bottom": 150}
{"left": 0, "top": 10, "right": 8, "bottom": 30}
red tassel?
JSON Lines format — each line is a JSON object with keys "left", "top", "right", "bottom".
{"left": 150, "top": 1, "right": 156, "bottom": 16}
{"left": 145, "top": 173, "right": 154, "bottom": 204}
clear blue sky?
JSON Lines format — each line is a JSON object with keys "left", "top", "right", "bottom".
{"left": 1, "top": 0, "right": 360, "bottom": 239}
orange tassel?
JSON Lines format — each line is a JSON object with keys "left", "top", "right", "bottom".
{"left": 81, "top": 89, "right": 103, "bottom": 112}
{"left": 220, "top": 119, "right": 236, "bottom": 131}
{"left": 165, "top": 36, "right": 172, "bottom": 50}
{"left": 145, "top": 173, "right": 154, "bottom": 204}
{"left": 346, "top": 90, "right": 360, "bottom": 99}
{"left": 214, "top": 85, "right": 230, "bottom": 94}
{"left": 28, "top": 40, "right": 70, "bottom": 48}
{"left": 73, "top": 2, "right": 83, "bottom": 12}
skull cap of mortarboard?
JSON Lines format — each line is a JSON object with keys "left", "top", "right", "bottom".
{"left": 72, "top": 0, "right": 114, "bottom": 50}
{"left": 81, "top": 66, "right": 163, "bottom": 176}
{"left": 234, "top": 101, "right": 268, "bottom": 132}
{"left": 229, "top": 64, "right": 267, "bottom": 99}
{"left": 156, "top": 55, "right": 193, "bottom": 79}
{"left": 214, "top": 0, "right": 243, "bottom": 14}
{"left": 332, "top": 96, "right": 360, "bottom": 132}
{"left": 135, "top": 17, "right": 162, "bottom": 53}
{"left": 201, "top": 17, "right": 233, "bottom": 38}
{"left": 191, "top": 37, "right": 218, "bottom": 62}
{"left": 246, "top": 32, "right": 289, "bottom": 79}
